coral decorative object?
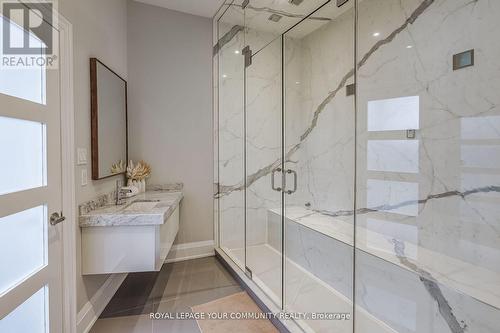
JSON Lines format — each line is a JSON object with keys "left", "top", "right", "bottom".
{"left": 126, "top": 160, "right": 151, "bottom": 193}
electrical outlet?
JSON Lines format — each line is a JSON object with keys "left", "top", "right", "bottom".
{"left": 77, "top": 148, "right": 87, "bottom": 165}
{"left": 81, "top": 169, "right": 88, "bottom": 186}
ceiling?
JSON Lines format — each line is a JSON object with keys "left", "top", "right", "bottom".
{"left": 134, "top": 0, "right": 225, "bottom": 18}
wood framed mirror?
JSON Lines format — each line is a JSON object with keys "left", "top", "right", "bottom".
{"left": 90, "top": 58, "right": 128, "bottom": 180}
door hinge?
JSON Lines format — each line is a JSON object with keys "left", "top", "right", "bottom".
{"left": 346, "top": 83, "right": 356, "bottom": 96}
{"left": 242, "top": 46, "right": 252, "bottom": 67}
{"left": 245, "top": 266, "right": 253, "bottom": 279}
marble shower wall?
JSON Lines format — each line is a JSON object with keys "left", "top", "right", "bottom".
{"left": 355, "top": 0, "right": 500, "bottom": 332}
{"left": 356, "top": 0, "right": 500, "bottom": 271}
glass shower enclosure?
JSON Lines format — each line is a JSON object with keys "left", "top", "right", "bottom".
{"left": 214, "top": 0, "right": 500, "bottom": 332}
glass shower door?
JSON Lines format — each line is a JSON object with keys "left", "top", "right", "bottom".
{"left": 283, "top": 1, "right": 356, "bottom": 332}
{"left": 244, "top": 36, "right": 284, "bottom": 306}
{"left": 242, "top": 0, "right": 330, "bottom": 310}
{"left": 217, "top": 2, "right": 246, "bottom": 270}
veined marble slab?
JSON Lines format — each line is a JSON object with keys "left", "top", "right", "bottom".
{"left": 269, "top": 206, "right": 500, "bottom": 311}
{"left": 79, "top": 190, "right": 183, "bottom": 228}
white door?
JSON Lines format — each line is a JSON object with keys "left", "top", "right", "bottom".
{"left": 0, "top": 8, "right": 63, "bottom": 333}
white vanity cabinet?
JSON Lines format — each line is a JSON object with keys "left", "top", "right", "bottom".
{"left": 80, "top": 191, "right": 182, "bottom": 275}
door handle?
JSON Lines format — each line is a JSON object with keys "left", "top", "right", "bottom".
{"left": 285, "top": 169, "right": 297, "bottom": 195}
{"left": 271, "top": 167, "right": 283, "bottom": 192}
{"left": 50, "top": 212, "right": 66, "bottom": 226}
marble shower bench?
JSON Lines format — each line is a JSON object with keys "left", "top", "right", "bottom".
{"left": 268, "top": 206, "right": 500, "bottom": 333}
{"left": 79, "top": 185, "right": 183, "bottom": 275}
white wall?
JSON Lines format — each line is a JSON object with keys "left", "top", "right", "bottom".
{"left": 127, "top": 1, "right": 214, "bottom": 245}
{"left": 59, "top": 0, "right": 128, "bottom": 312}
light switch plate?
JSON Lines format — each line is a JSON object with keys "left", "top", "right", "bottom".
{"left": 81, "top": 169, "right": 88, "bottom": 186}
{"left": 77, "top": 148, "right": 87, "bottom": 165}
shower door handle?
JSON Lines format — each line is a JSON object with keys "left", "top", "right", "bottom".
{"left": 271, "top": 168, "right": 283, "bottom": 192}
{"left": 285, "top": 169, "right": 297, "bottom": 195}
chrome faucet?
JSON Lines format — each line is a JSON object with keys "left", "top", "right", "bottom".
{"left": 115, "top": 179, "right": 131, "bottom": 205}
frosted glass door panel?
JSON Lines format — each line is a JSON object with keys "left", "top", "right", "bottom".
{"left": 0, "top": 116, "right": 46, "bottom": 195}
{"left": 0, "top": 287, "right": 48, "bottom": 333}
{"left": 0, "top": 15, "right": 46, "bottom": 105}
{"left": 0, "top": 206, "right": 46, "bottom": 295}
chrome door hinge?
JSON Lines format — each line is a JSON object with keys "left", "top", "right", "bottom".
{"left": 346, "top": 83, "right": 356, "bottom": 96}
{"left": 243, "top": 46, "right": 252, "bottom": 67}
{"left": 245, "top": 266, "right": 253, "bottom": 279}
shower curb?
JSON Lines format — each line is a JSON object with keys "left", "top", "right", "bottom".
{"left": 215, "top": 249, "right": 293, "bottom": 333}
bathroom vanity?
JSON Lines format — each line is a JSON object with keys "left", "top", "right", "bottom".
{"left": 79, "top": 189, "right": 182, "bottom": 275}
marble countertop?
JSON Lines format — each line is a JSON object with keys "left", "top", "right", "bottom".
{"left": 79, "top": 190, "right": 183, "bottom": 228}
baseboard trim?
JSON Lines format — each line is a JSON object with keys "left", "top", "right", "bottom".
{"left": 76, "top": 273, "right": 127, "bottom": 333}
{"left": 165, "top": 240, "right": 215, "bottom": 263}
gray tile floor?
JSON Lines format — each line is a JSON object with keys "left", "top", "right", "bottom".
{"left": 90, "top": 256, "right": 243, "bottom": 333}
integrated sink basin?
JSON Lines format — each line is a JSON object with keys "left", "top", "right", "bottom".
{"left": 123, "top": 201, "right": 160, "bottom": 212}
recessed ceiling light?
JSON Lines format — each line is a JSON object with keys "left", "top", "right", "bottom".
{"left": 235, "top": 50, "right": 240, "bottom": 54}
{"left": 373, "top": 32, "right": 380, "bottom": 37}
{"left": 222, "top": 74, "right": 227, "bottom": 78}
{"left": 295, "top": 81, "right": 300, "bottom": 85}
{"left": 406, "top": 45, "right": 413, "bottom": 49}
